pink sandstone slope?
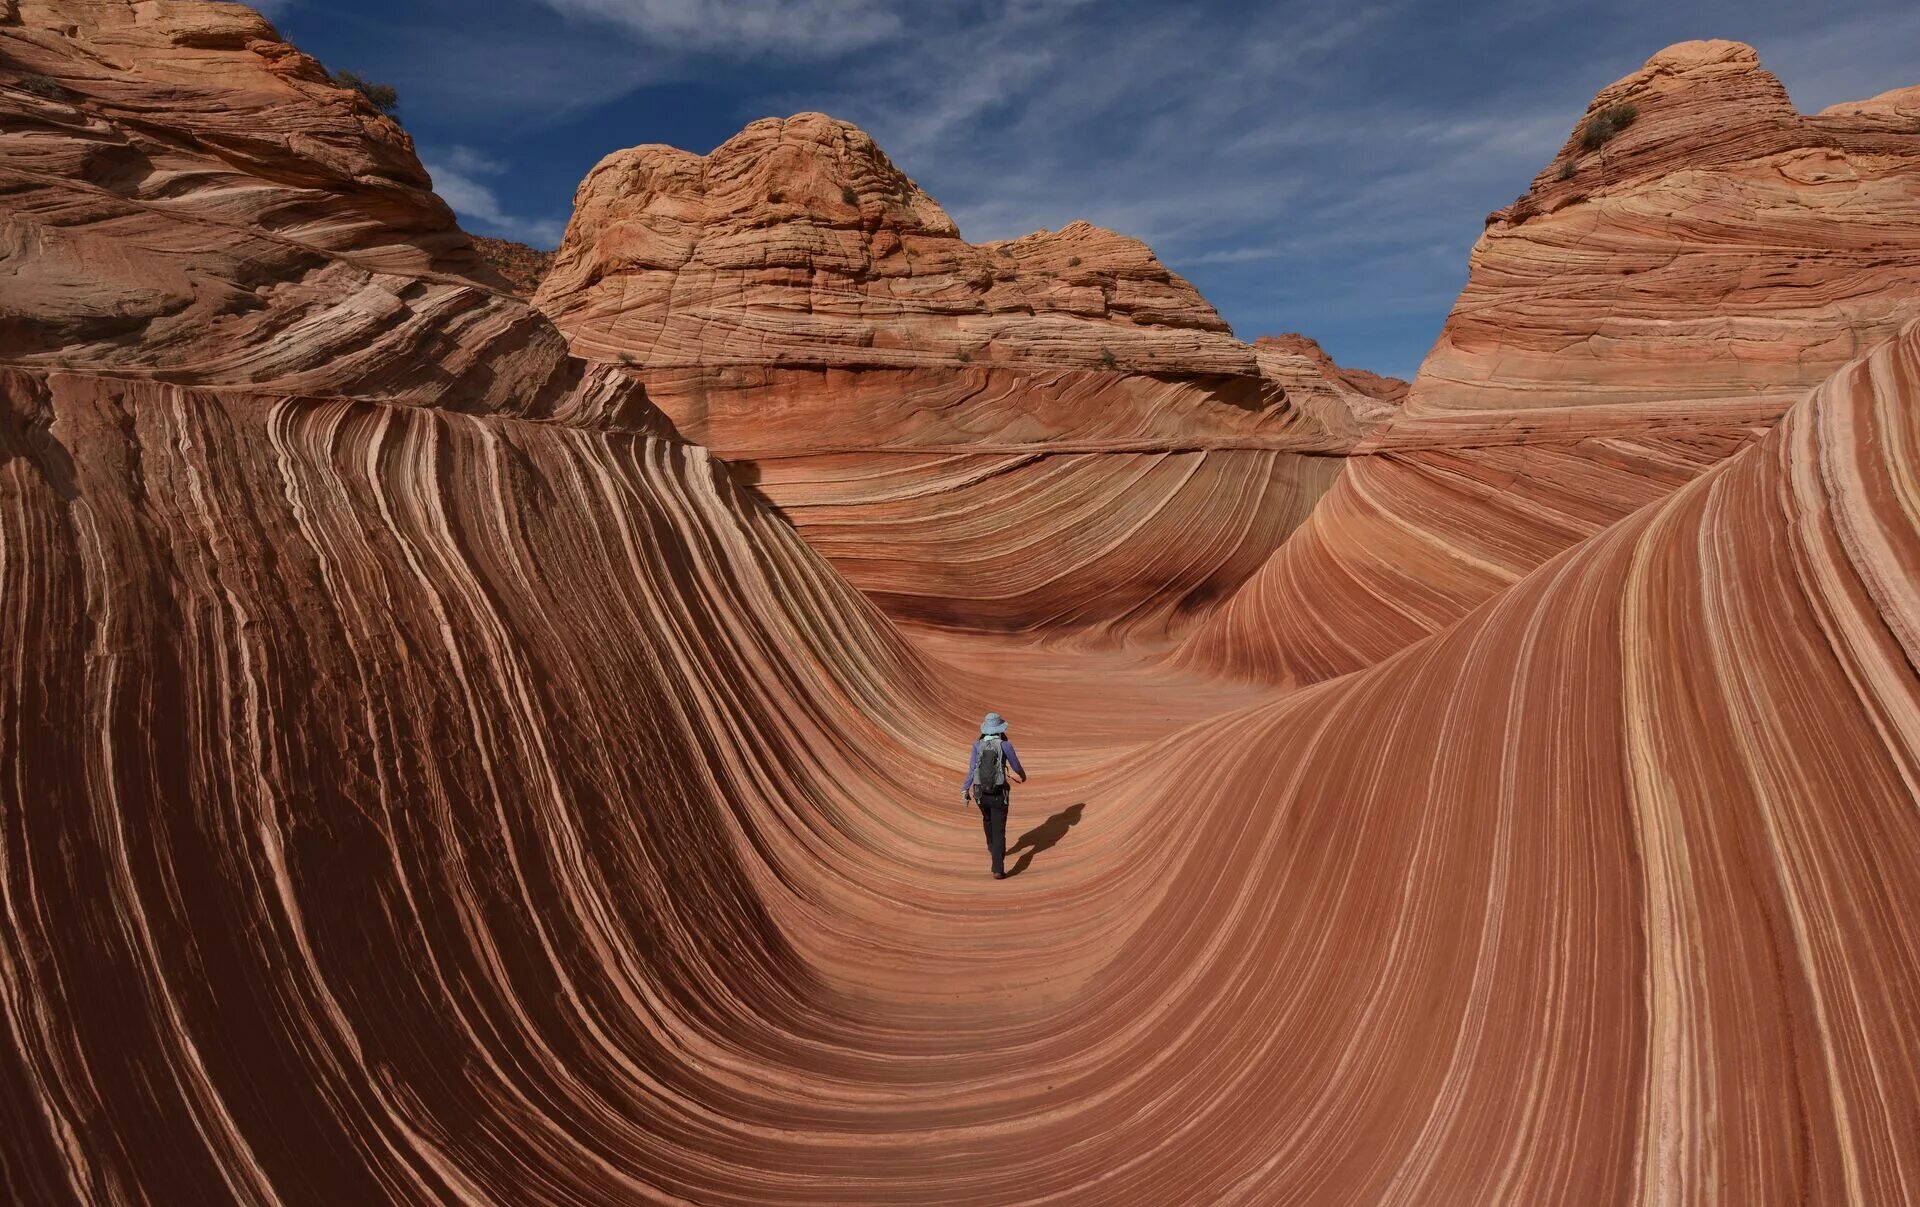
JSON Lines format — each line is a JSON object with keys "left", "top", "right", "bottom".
{"left": 4, "top": 5, "right": 1920, "bottom": 1204}
{"left": 1410, "top": 38, "right": 1920, "bottom": 427}
{"left": 1176, "top": 38, "right": 1920, "bottom": 683}
{"left": 534, "top": 113, "right": 1244, "bottom": 382}
{"left": 534, "top": 112, "right": 1405, "bottom": 640}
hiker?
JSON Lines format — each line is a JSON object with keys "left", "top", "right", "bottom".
{"left": 962, "top": 711, "right": 1027, "bottom": 879}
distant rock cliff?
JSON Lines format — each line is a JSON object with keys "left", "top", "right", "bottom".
{"left": 531, "top": 112, "right": 1405, "bottom": 639}
{"left": 4, "top": 8, "right": 1920, "bottom": 1205}
{"left": 535, "top": 112, "right": 1245, "bottom": 377}
{"left": 469, "top": 235, "right": 554, "bottom": 298}
{"left": 1416, "top": 39, "right": 1920, "bottom": 426}
{"left": 1178, "top": 38, "right": 1920, "bottom": 684}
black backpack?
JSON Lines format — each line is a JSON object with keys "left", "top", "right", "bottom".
{"left": 977, "top": 736, "right": 1007, "bottom": 791}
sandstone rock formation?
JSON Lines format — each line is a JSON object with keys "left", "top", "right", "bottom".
{"left": 1413, "top": 39, "right": 1920, "bottom": 428}
{"left": 534, "top": 115, "right": 1245, "bottom": 379}
{"left": 534, "top": 111, "right": 1408, "bottom": 453}
{"left": 469, "top": 235, "right": 554, "bottom": 298}
{"left": 1254, "top": 331, "right": 1407, "bottom": 440}
{"left": 534, "top": 113, "right": 1407, "bottom": 639}
{"left": 1177, "top": 38, "right": 1920, "bottom": 683}
{"left": 4, "top": 6, "right": 1920, "bottom": 1204}
{"left": 0, "top": 0, "right": 588, "bottom": 420}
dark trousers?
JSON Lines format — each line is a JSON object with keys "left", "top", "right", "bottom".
{"left": 976, "top": 787, "right": 1010, "bottom": 874}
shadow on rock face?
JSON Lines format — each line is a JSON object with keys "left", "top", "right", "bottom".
{"left": 1007, "top": 802, "right": 1085, "bottom": 877}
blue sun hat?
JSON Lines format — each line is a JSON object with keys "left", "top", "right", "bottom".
{"left": 981, "top": 711, "right": 1009, "bottom": 736}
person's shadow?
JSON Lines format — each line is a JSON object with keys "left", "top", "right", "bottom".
{"left": 1006, "top": 803, "right": 1086, "bottom": 877}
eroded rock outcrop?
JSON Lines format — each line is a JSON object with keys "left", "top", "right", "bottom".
{"left": 535, "top": 114, "right": 1245, "bottom": 380}
{"left": 535, "top": 111, "right": 1409, "bottom": 454}
{"left": 0, "top": 0, "right": 590, "bottom": 418}
{"left": 1410, "top": 39, "right": 1920, "bottom": 428}
{"left": 534, "top": 112, "right": 1407, "bottom": 639}
{"left": 1254, "top": 331, "right": 1407, "bottom": 444}
{"left": 1178, "top": 39, "right": 1920, "bottom": 683}
{"left": 470, "top": 235, "right": 554, "bottom": 297}
{"left": 4, "top": 6, "right": 1920, "bottom": 1204}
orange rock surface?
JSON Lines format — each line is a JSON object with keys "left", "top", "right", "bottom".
{"left": 1412, "top": 39, "right": 1920, "bottom": 426}
{"left": 1177, "top": 39, "right": 1920, "bottom": 683}
{"left": 534, "top": 114, "right": 1245, "bottom": 379}
{"left": 534, "top": 114, "right": 1408, "bottom": 638}
{"left": 4, "top": 6, "right": 1919, "bottom": 1204}
{"left": 470, "top": 235, "right": 554, "bottom": 298}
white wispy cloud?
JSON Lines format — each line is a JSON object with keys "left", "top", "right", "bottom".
{"left": 533, "top": 0, "right": 902, "bottom": 55}
{"left": 423, "top": 146, "right": 567, "bottom": 247}
{"left": 1754, "top": 7, "right": 1920, "bottom": 111}
{"left": 298, "top": 0, "right": 1918, "bottom": 376}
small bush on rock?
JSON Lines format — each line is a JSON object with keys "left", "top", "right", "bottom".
{"left": 1579, "top": 102, "right": 1638, "bottom": 151}
{"left": 1098, "top": 346, "right": 1117, "bottom": 370}
{"left": 840, "top": 185, "right": 858, "bottom": 206}
{"left": 331, "top": 69, "right": 399, "bottom": 116}
{"left": 16, "top": 74, "right": 66, "bottom": 99}
{"left": 1557, "top": 160, "right": 1577, "bottom": 181}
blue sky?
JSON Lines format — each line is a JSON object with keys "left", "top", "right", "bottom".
{"left": 262, "top": 0, "right": 1918, "bottom": 378}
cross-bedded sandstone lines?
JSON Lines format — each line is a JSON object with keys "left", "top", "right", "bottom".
{"left": 1172, "top": 39, "right": 1920, "bottom": 685}
{"left": 5, "top": 3, "right": 1920, "bottom": 1203}
{"left": 1093, "top": 321, "right": 1920, "bottom": 1202}
{"left": 1170, "top": 427, "right": 1761, "bottom": 684}
{"left": 0, "top": 365, "right": 949, "bottom": 1203}
{"left": 746, "top": 448, "right": 1342, "bottom": 640}
{"left": 531, "top": 115, "right": 1407, "bottom": 642}
{"left": 9, "top": 332, "right": 1919, "bottom": 1202}
{"left": 1415, "top": 39, "right": 1920, "bottom": 427}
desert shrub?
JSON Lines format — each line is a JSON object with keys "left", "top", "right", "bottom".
{"left": 840, "top": 185, "right": 858, "bottom": 205}
{"left": 955, "top": 350, "right": 972, "bottom": 363}
{"left": 332, "top": 69, "right": 399, "bottom": 116}
{"left": 16, "top": 74, "right": 66, "bottom": 99}
{"left": 1556, "top": 160, "right": 1577, "bottom": 181}
{"left": 1578, "top": 102, "right": 1638, "bottom": 151}
{"left": 617, "top": 352, "right": 636, "bottom": 366}
{"left": 1067, "top": 255, "right": 1081, "bottom": 267}
{"left": 1098, "top": 346, "right": 1117, "bottom": 370}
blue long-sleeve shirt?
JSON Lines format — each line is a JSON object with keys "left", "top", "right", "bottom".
{"left": 962, "top": 737, "right": 1024, "bottom": 798}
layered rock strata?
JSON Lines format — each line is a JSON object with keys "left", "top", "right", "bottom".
{"left": 3, "top": 6, "right": 1920, "bottom": 1205}
{"left": 534, "top": 115, "right": 1246, "bottom": 380}
{"left": 534, "top": 113, "right": 1406, "bottom": 638}
{"left": 1177, "top": 39, "right": 1920, "bottom": 682}
{"left": 1411, "top": 39, "right": 1920, "bottom": 427}
{"left": 469, "top": 235, "right": 554, "bottom": 298}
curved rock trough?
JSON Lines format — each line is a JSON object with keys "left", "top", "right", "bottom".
{"left": 3, "top": 5, "right": 1919, "bottom": 1202}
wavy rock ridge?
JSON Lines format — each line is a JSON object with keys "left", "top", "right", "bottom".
{"left": 1176, "top": 39, "right": 1920, "bottom": 683}
{"left": 4, "top": 6, "right": 1920, "bottom": 1204}
{"left": 535, "top": 113, "right": 1406, "bottom": 641}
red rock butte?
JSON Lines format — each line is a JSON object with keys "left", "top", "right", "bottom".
{"left": 3, "top": 5, "right": 1919, "bottom": 1203}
